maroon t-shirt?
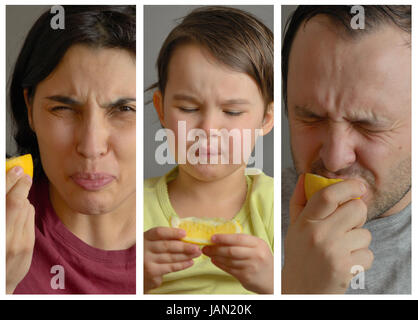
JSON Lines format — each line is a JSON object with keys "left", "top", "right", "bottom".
{"left": 14, "top": 178, "right": 136, "bottom": 294}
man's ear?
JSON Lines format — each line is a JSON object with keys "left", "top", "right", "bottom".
{"left": 153, "top": 90, "right": 166, "bottom": 128}
{"left": 23, "top": 89, "right": 35, "bottom": 131}
{"left": 261, "top": 102, "right": 274, "bottom": 136}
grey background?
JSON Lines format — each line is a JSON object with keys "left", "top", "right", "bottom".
{"left": 281, "top": 5, "right": 298, "bottom": 171}
{"left": 144, "top": 5, "right": 274, "bottom": 179}
{"left": 6, "top": 5, "right": 51, "bottom": 156}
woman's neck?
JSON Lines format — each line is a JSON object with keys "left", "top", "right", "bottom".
{"left": 49, "top": 186, "right": 136, "bottom": 251}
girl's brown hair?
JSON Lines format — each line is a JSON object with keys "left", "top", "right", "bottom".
{"left": 150, "top": 6, "right": 273, "bottom": 108}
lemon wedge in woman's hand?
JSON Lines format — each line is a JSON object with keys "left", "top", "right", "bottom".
{"left": 170, "top": 216, "right": 242, "bottom": 245}
{"left": 304, "top": 173, "right": 343, "bottom": 200}
{"left": 6, "top": 154, "right": 33, "bottom": 178}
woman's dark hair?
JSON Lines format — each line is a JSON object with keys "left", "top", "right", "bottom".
{"left": 9, "top": 5, "right": 136, "bottom": 181}
{"left": 282, "top": 5, "right": 411, "bottom": 112}
{"left": 149, "top": 6, "right": 273, "bottom": 110}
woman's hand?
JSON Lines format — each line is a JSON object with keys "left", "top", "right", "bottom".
{"left": 143, "top": 227, "right": 201, "bottom": 293}
{"left": 202, "top": 234, "right": 274, "bottom": 294}
{"left": 6, "top": 166, "right": 35, "bottom": 294}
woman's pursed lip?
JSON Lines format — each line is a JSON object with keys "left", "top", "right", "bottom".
{"left": 71, "top": 172, "right": 115, "bottom": 179}
{"left": 71, "top": 173, "right": 115, "bottom": 191}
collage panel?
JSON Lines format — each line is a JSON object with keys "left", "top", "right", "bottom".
{"left": 281, "top": 5, "right": 411, "bottom": 294}
{"left": 143, "top": 5, "right": 274, "bottom": 295}
{"left": 5, "top": 5, "right": 136, "bottom": 294}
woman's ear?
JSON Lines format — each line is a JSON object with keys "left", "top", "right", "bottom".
{"left": 261, "top": 102, "right": 274, "bottom": 136}
{"left": 153, "top": 90, "right": 166, "bottom": 128}
{"left": 23, "top": 89, "right": 35, "bottom": 131}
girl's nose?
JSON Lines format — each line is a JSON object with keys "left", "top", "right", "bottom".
{"left": 76, "top": 109, "right": 109, "bottom": 159}
{"left": 319, "top": 122, "right": 356, "bottom": 173}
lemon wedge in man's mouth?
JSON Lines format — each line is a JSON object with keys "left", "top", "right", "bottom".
{"left": 6, "top": 154, "right": 33, "bottom": 178}
{"left": 304, "top": 173, "right": 343, "bottom": 200}
{"left": 170, "top": 216, "right": 242, "bottom": 245}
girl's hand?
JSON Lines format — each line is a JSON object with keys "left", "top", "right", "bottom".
{"left": 144, "top": 227, "right": 201, "bottom": 293}
{"left": 202, "top": 234, "right": 274, "bottom": 294}
{"left": 6, "top": 166, "right": 35, "bottom": 294}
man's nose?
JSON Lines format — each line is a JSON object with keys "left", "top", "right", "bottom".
{"left": 76, "top": 109, "right": 109, "bottom": 159}
{"left": 319, "top": 122, "right": 356, "bottom": 173}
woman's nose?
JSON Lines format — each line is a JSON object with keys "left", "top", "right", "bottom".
{"left": 76, "top": 110, "right": 109, "bottom": 159}
{"left": 319, "top": 122, "right": 356, "bottom": 173}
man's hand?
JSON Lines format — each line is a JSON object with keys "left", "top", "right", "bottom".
{"left": 144, "top": 227, "right": 201, "bottom": 293}
{"left": 282, "top": 174, "right": 374, "bottom": 294}
{"left": 202, "top": 234, "right": 273, "bottom": 294}
{"left": 6, "top": 166, "right": 35, "bottom": 294}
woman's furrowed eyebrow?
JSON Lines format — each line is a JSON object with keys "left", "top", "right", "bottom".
{"left": 44, "top": 95, "right": 136, "bottom": 108}
{"left": 45, "top": 95, "right": 81, "bottom": 106}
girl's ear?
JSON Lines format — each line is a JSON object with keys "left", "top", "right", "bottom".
{"left": 261, "top": 102, "right": 274, "bottom": 136}
{"left": 23, "top": 89, "right": 35, "bottom": 131}
{"left": 153, "top": 90, "right": 166, "bottom": 128}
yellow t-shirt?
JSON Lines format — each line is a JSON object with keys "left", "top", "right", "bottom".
{"left": 144, "top": 167, "right": 274, "bottom": 294}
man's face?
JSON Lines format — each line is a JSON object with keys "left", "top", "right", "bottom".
{"left": 287, "top": 15, "right": 411, "bottom": 220}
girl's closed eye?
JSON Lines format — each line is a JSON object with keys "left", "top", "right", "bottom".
{"left": 224, "top": 110, "right": 243, "bottom": 116}
{"left": 178, "top": 106, "right": 198, "bottom": 113}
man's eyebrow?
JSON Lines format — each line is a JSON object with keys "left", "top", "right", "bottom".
{"left": 44, "top": 95, "right": 136, "bottom": 108}
{"left": 104, "top": 98, "right": 136, "bottom": 108}
{"left": 294, "top": 104, "right": 392, "bottom": 125}
{"left": 294, "top": 105, "right": 323, "bottom": 117}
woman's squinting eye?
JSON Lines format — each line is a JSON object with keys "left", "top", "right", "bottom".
{"left": 50, "top": 106, "right": 73, "bottom": 113}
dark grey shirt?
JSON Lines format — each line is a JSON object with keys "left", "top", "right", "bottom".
{"left": 282, "top": 167, "right": 411, "bottom": 294}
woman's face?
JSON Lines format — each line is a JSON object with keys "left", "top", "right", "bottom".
{"left": 26, "top": 44, "right": 136, "bottom": 215}
{"left": 154, "top": 43, "right": 273, "bottom": 181}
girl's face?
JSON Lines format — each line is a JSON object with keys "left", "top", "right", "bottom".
{"left": 26, "top": 44, "right": 136, "bottom": 215}
{"left": 154, "top": 43, "right": 273, "bottom": 181}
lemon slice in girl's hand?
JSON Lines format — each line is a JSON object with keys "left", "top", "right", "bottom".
{"left": 304, "top": 173, "right": 343, "bottom": 200}
{"left": 6, "top": 154, "right": 33, "bottom": 178}
{"left": 170, "top": 216, "right": 242, "bottom": 245}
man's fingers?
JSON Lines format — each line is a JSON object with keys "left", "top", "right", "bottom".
{"left": 344, "top": 228, "right": 372, "bottom": 252}
{"left": 350, "top": 248, "right": 374, "bottom": 271}
{"left": 325, "top": 199, "right": 368, "bottom": 234}
{"left": 289, "top": 174, "right": 306, "bottom": 224}
{"left": 302, "top": 179, "right": 366, "bottom": 221}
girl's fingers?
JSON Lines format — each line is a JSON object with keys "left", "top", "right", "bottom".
{"left": 210, "top": 256, "right": 247, "bottom": 269}
{"left": 153, "top": 251, "right": 201, "bottom": 264}
{"left": 211, "top": 233, "right": 258, "bottom": 247}
{"left": 145, "top": 227, "right": 186, "bottom": 241}
{"left": 202, "top": 245, "right": 251, "bottom": 260}
{"left": 159, "top": 260, "right": 195, "bottom": 275}
{"left": 148, "top": 239, "right": 200, "bottom": 254}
